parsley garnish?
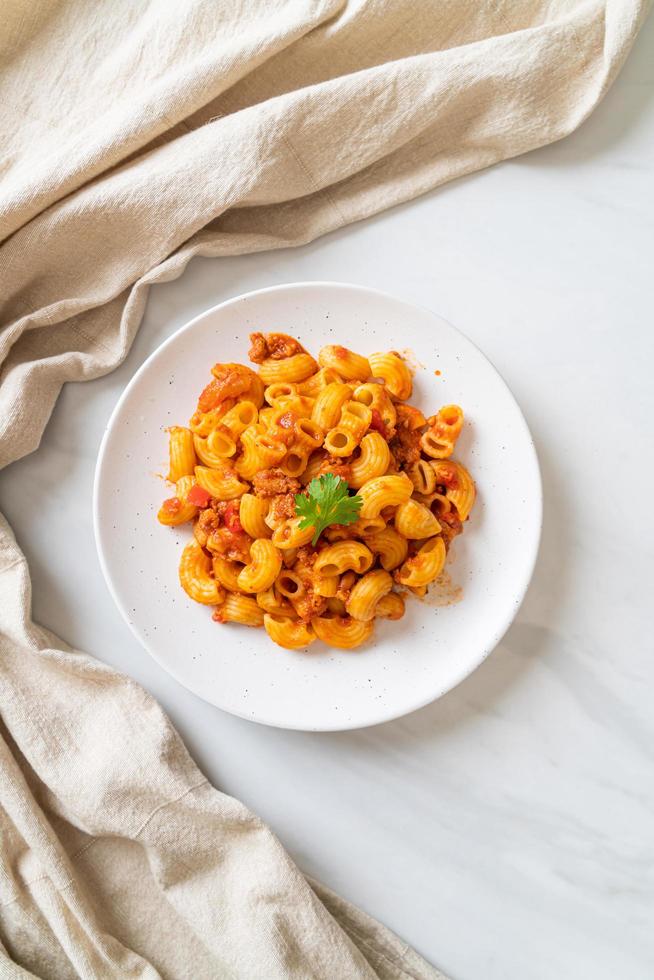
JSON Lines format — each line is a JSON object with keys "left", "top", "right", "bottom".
{"left": 295, "top": 474, "right": 362, "bottom": 546}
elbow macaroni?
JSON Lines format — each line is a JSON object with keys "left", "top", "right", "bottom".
{"left": 348, "top": 432, "right": 390, "bottom": 489}
{"left": 346, "top": 569, "right": 393, "bottom": 621}
{"left": 237, "top": 539, "right": 282, "bottom": 593}
{"left": 239, "top": 493, "right": 271, "bottom": 538}
{"left": 368, "top": 351, "right": 412, "bottom": 399}
{"left": 318, "top": 344, "right": 371, "bottom": 381}
{"left": 167, "top": 427, "right": 196, "bottom": 482}
{"left": 397, "top": 536, "right": 446, "bottom": 588}
{"left": 358, "top": 474, "right": 413, "bottom": 519}
{"left": 158, "top": 331, "right": 475, "bottom": 652}
{"left": 394, "top": 499, "right": 441, "bottom": 539}
{"left": 263, "top": 614, "right": 315, "bottom": 650}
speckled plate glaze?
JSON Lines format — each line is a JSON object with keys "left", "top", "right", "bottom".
{"left": 94, "top": 282, "right": 541, "bottom": 731}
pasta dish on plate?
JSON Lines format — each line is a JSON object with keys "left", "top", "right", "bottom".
{"left": 157, "top": 333, "right": 476, "bottom": 650}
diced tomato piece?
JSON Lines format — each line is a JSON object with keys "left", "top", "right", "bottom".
{"left": 223, "top": 501, "right": 242, "bottom": 533}
{"left": 370, "top": 409, "right": 387, "bottom": 439}
{"left": 161, "top": 496, "right": 182, "bottom": 515}
{"left": 187, "top": 484, "right": 211, "bottom": 508}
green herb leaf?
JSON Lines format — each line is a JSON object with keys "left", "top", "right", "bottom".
{"left": 295, "top": 474, "right": 362, "bottom": 546}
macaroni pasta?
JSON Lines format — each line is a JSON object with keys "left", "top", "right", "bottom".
{"left": 157, "top": 331, "right": 476, "bottom": 651}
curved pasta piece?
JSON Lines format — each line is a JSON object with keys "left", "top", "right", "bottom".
{"left": 189, "top": 401, "right": 236, "bottom": 437}
{"left": 235, "top": 425, "right": 286, "bottom": 480}
{"left": 364, "top": 526, "right": 408, "bottom": 571}
{"left": 267, "top": 399, "right": 315, "bottom": 434}
{"left": 179, "top": 540, "right": 223, "bottom": 605}
{"left": 300, "top": 450, "right": 327, "bottom": 486}
{"left": 430, "top": 492, "right": 453, "bottom": 517}
{"left": 280, "top": 449, "right": 309, "bottom": 479}
{"left": 368, "top": 352, "right": 412, "bottom": 400}
{"left": 258, "top": 353, "right": 318, "bottom": 384}
{"left": 258, "top": 407, "right": 276, "bottom": 429}
{"left": 272, "top": 517, "right": 315, "bottom": 550}
{"left": 311, "top": 615, "right": 374, "bottom": 649}
{"left": 313, "top": 571, "right": 339, "bottom": 598}
{"left": 215, "top": 593, "right": 264, "bottom": 627}
{"left": 420, "top": 430, "right": 453, "bottom": 459}
{"left": 167, "top": 426, "right": 196, "bottom": 482}
{"left": 352, "top": 382, "right": 397, "bottom": 433}
{"left": 323, "top": 427, "right": 357, "bottom": 457}
{"left": 212, "top": 556, "right": 249, "bottom": 594}
{"left": 239, "top": 493, "right": 271, "bottom": 538}
{"left": 256, "top": 587, "right": 296, "bottom": 618}
{"left": 339, "top": 400, "right": 371, "bottom": 441}
{"left": 431, "top": 460, "right": 476, "bottom": 521}
{"left": 325, "top": 597, "right": 347, "bottom": 616}
{"left": 413, "top": 490, "right": 453, "bottom": 517}
{"left": 293, "top": 418, "right": 324, "bottom": 452}
{"left": 264, "top": 614, "right": 315, "bottom": 650}
{"left": 245, "top": 374, "right": 266, "bottom": 409}
{"left": 394, "top": 499, "right": 441, "bottom": 539}
{"left": 193, "top": 429, "right": 237, "bottom": 466}
{"left": 420, "top": 407, "right": 464, "bottom": 459}
{"left": 158, "top": 475, "right": 199, "bottom": 526}
{"left": 237, "top": 539, "right": 282, "bottom": 593}
{"left": 311, "top": 383, "right": 352, "bottom": 431}
{"left": 195, "top": 464, "right": 248, "bottom": 500}
{"left": 396, "top": 535, "right": 446, "bottom": 588}
{"left": 346, "top": 569, "right": 393, "bottom": 622}
{"left": 407, "top": 459, "right": 436, "bottom": 495}
{"left": 314, "top": 541, "right": 373, "bottom": 576}
{"left": 264, "top": 381, "right": 299, "bottom": 407}
{"left": 275, "top": 570, "right": 306, "bottom": 599}
{"left": 220, "top": 401, "right": 259, "bottom": 437}
{"left": 318, "top": 345, "right": 371, "bottom": 382}
{"left": 375, "top": 592, "right": 406, "bottom": 620}
{"left": 429, "top": 404, "right": 463, "bottom": 441}
{"left": 358, "top": 473, "right": 413, "bottom": 519}
{"left": 349, "top": 432, "right": 391, "bottom": 489}
{"left": 297, "top": 367, "right": 342, "bottom": 396}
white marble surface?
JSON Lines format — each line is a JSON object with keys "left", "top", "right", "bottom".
{"left": 2, "top": 19, "right": 654, "bottom": 980}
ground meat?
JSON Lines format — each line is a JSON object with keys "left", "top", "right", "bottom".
{"left": 315, "top": 455, "right": 352, "bottom": 482}
{"left": 439, "top": 510, "right": 463, "bottom": 550}
{"left": 196, "top": 504, "right": 251, "bottom": 560}
{"left": 248, "top": 333, "right": 268, "bottom": 363}
{"left": 208, "top": 527, "right": 252, "bottom": 563}
{"left": 294, "top": 546, "right": 317, "bottom": 571}
{"left": 195, "top": 507, "right": 222, "bottom": 545}
{"left": 248, "top": 332, "right": 305, "bottom": 362}
{"left": 389, "top": 426, "right": 422, "bottom": 469}
{"left": 268, "top": 493, "right": 296, "bottom": 524}
{"left": 294, "top": 591, "right": 327, "bottom": 623}
{"left": 252, "top": 468, "right": 302, "bottom": 497}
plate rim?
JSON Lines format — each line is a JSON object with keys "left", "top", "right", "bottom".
{"left": 93, "top": 280, "right": 543, "bottom": 731}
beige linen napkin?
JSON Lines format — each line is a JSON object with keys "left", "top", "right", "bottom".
{"left": 0, "top": 1, "right": 648, "bottom": 977}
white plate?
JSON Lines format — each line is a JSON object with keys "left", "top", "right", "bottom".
{"left": 94, "top": 282, "right": 541, "bottom": 731}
